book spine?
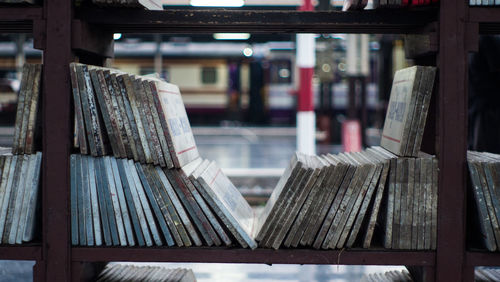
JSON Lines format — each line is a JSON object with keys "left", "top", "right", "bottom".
{"left": 87, "top": 156, "right": 103, "bottom": 246}
{"left": 70, "top": 64, "right": 88, "bottom": 154}
{"left": 15, "top": 154, "right": 37, "bottom": 244}
{"left": 103, "top": 156, "right": 127, "bottom": 246}
{"left": 8, "top": 155, "right": 30, "bottom": 244}
{"left": 23, "top": 152, "right": 42, "bottom": 242}
{"left": 12, "top": 65, "right": 31, "bottom": 154}
{"left": 82, "top": 65, "right": 107, "bottom": 156}
{"left": 25, "top": 64, "right": 42, "bottom": 154}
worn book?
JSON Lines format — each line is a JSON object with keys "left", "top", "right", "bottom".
{"left": 380, "top": 66, "right": 436, "bottom": 157}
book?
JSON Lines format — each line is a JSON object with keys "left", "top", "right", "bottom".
{"left": 380, "top": 66, "right": 436, "bottom": 157}
{"left": 96, "top": 265, "right": 197, "bottom": 282}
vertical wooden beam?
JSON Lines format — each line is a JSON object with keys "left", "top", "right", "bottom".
{"left": 43, "top": 0, "right": 74, "bottom": 280}
{"left": 436, "top": 1, "right": 468, "bottom": 281}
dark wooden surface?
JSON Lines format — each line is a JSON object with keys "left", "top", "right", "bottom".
{"left": 0, "top": 7, "right": 42, "bottom": 33}
{"left": 76, "top": 7, "right": 438, "bottom": 34}
{"left": 72, "top": 247, "right": 436, "bottom": 266}
{"left": 466, "top": 251, "right": 500, "bottom": 267}
{"left": 0, "top": 245, "right": 41, "bottom": 260}
{"left": 436, "top": 0, "right": 468, "bottom": 281}
{"left": 42, "top": 0, "right": 74, "bottom": 281}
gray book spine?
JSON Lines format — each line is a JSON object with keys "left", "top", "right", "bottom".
{"left": 111, "top": 74, "right": 137, "bottom": 161}
{"left": 8, "top": 155, "right": 30, "bottom": 244}
{"left": 70, "top": 64, "right": 88, "bottom": 154}
{"left": 99, "top": 157, "right": 121, "bottom": 246}
{"left": 12, "top": 65, "right": 31, "bottom": 154}
{"left": 88, "top": 157, "right": 103, "bottom": 246}
{"left": 3, "top": 156, "right": 24, "bottom": 243}
{"left": 76, "top": 155, "right": 86, "bottom": 245}
{"left": 0, "top": 156, "right": 17, "bottom": 242}
{"left": 71, "top": 154, "right": 79, "bottom": 245}
{"left": 24, "top": 64, "right": 42, "bottom": 154}
{"left": 15, "top": 154, "right": 36, "bottom": 244}
{"left": 103, "top": 157, "right": 128, "bottom": 246}
{"left": 76, "top": 65, "right": 98, "bottom": 156}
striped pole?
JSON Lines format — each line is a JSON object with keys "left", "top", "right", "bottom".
{"left": 296, "top": 0, "right": 316, "bottom": 155}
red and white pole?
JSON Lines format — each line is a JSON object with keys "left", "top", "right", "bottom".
{"left": 296, "top": 0, "right": 316, "bottom": 155}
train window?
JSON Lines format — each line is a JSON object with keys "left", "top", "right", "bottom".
{"left": 201, "top": 67, "right": 217, "bottom": 84}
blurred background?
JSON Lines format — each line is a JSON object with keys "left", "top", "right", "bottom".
{"left": 0, "top": 0, "right": 431, "bottom": 280}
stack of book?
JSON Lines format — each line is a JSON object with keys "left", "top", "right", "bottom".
{"left": 71, "top": 155, "right": 256, "bottom": 248}
{"left": 89, "top": 0, "right": 163, "bottom": 10}
{"left": 97, "top": 264, "right": 196, "bottom": 282}
{"left": 70, "top": 63, "right": 257, "bottom": 248}
{"left": 467, "top": 151, "right": 500, "bottom": 252}
{"left": 469, "top": 1, "right": 500, "bottom": 6}
{"left": 476, "top": 267, "right": 500, "bottom": 281}
{"left": 12, "top": 63, "right": 42, "bottom": 155}
{"left": 361, "top": 269, "right": 413, "bottom": 282}
{"left": 255, "top": 147, "right": 392, "bottom": 249}
{"left": 0, "top": 63, "right": 43, "bottom": 245}
{"left": 382, "top": 153, "right": 438, "bottom": 250}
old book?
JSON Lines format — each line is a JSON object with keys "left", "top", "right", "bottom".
{"left": 0, "top": 156, "right": 16, "bottom": 241}
{"left": 411, "top": 67, "right": 437, "bottom": 156}
{"left": 143, "top": 164, "right": 185, "bottom": 247}
{"left": 416, "top": 156, "right": 426, "bottom": 249}
{"left": 135, "top": 163, "right": 175, "bottom": 246}
{"left": 322, "top": 153, "right": 367, "bottom": 249}
{"left": 423, "top": 156, "right": 433, "bottom": 250}
{"left": 7, "top": 155, "right": 29, "bottom": 244}
{"left": 88, "top": 157, "right": 104, "bottom": 246}
{"left": 15, "top": 154, "right": 36, "bottom": 243}
{"left": 75, "top": 155, "right": 87, "bottom": 245}
{"left": 3, "top": 156, "right": 24, "bottom": 243}
{"left": 97, "top": 157, "right": 121, "bottom": 246}
{"left": 82, "top": 65, "right": 108, "bottom": 156}
{"left": 181, "top": 159, "right": 232, "bottom": 246}
{"left": 147, "top": 165, "right": 191, "bottom": 247}
{"left": 285, "top": 155, "right": 335, "bottom": 247}
{"left": 22, "top": 153, "right": 42, "bottom": 243}
{"left": 335, "top": 152, "right": 377, "bottom": 249}
{"left": 346, "top": 150, "right": 384, "bottom": 248}
{"left": 12, "top": 65, "right": 31, "bottom": 154}
{"left": 117, "top": 74, "right": 146, "bottom": 163}
{"left": 479, "top": 153, "right": 500, "bottom": 250}
{"left": 362, "top": 147, "right": 393, "bottom": 248}
{"left": 431, "top": 157, "right": 438, "bottom": 250}
{"left": 116, "top": 158, "right": 146, "bottom": 246}
{"left": 260, "top": 156, "right": 314, "bottom": 248}
{"left": 17, "top": 66, "right": 35, "bottom": 155}
{"left": 269, "top": 155, "right": 325, "bottom": 249}
{"left": 122, "top": 74, "right": 153, "bottom": 164}
{"left": 165, "top": 168, "right": 218, "bottom": 246}
{"left": 70, "top": 155, "right": 79, "bottom": 245}
{"left": 76, "top": 64, "right": 98, "bottom": 156}
{"left": 70, "top": 64, "right": 88, "bottom": 155}
{"left": 402, "top": 157, "right": 415, "bottom": 249}
{"left": 127, "top": 160, "right": 163, "bottom": 246}
{"left": 90, "top": 68, "right": 121, "bottom": 158}
{"left": 142, "top": 80, "right": 173, "bottom": 168}
{"left": 381, "top": 66, "right": 436, "bottom": 157}
{"left": 133, "top": 77, "right": 164, "bottom": 166}
{"left": 154, "top": 166, "right": 202, "bottom": 246}
{"left": 392, "top": 158, "right": 404, "bottom": 249}
{"left": 411, "top": 158, "right": 421, "bottom": 249}
{"left": 102, "top": 157, "right": 127, "bottom": 246}
{"left": 110, "top": 73, "right": 137, "bottom": 161}
{"left": 24, "top": 64, "right": 42, "bottom": 154}
{"left": 122, "top": 159, "right": 155, "bottom": 246}
{"left": 313, "top": 154, "right": 356, "bottom": 249}
{"left": 301, "top": 154, "right": 349, "bottom": 247}
{"left": 151, "top": 79, "right": 200, "bottom": 168}
{"left": 196, "top": 161, "right": 257, "bottom": 249}
{"left": 109, "top": 157, "right": 136, "bottom": 246}
{"left": 254, "top": 152, "right": 304, "bottom": 242}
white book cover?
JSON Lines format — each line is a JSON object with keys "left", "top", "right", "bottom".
{"left": 380, "top": 66, "right": 418, "bottom": 156}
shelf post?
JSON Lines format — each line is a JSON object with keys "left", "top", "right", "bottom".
{"left": 436, "top": 0, "right": 468, "bottom": 281}
{"left": 42, "top": 0, "right": 74, "bottom": 280}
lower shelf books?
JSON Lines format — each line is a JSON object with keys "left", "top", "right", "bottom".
{"left": 70, "top": 154, "right": 257, "bottom": 248}
{"left": 255, "top": 147, "right": 438, "bottom": 250}
{"left": 467, "top": 151, "right": 500, "bottom": 252}
{"left": 361, "top": 269, "right": 413, "bottom": 282}
{"left": 469, "top": 1, "right": 500, "bottom": 6}
{"left": 97, "top": 264, "right": 196, "bottom": 282}
{"left": 476, "top": 267, "right": 500, "bottom": 281}
{"left": 0, "top": 153, "right": 42, "bottom": 245}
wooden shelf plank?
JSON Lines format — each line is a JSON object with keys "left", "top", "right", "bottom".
{"left": 466, "top": 251, "right": 500, "bottom": 267}
{"left": 469, "top": 7, "right": 500, "bottom": 23}
{"left": 0, "top": 7, "right": 42, "bottom": 33}
{"left": 0, "top": 245, "right": 42, "bottom": 260}
{"left": 76, "top": 7, "right": 438, "bottom": 34}
{"left": 72, "top": 247, "right": 435, "bottom": 266}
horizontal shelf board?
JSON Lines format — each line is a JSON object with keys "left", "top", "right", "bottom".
{"left": 0, "top": 245, "right": 42, "bottom": 260}
{"left": 469, "top": 7, "right": 500, "bottom": 24}
{"left": 466, "top": 250, "right": 500, "bottom": 266}
{"left": 77, "top": 7, "right": 438, "bottom": 34}
{"left": 72, "top": 247, "right": 435, "bottom": 266}
{"left": 0, "top": 7, "right": 42, "bottom": 33}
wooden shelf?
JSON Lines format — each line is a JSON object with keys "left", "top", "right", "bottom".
{"left": 468, "top": 7, "right": 500, "bottom": 34}
{"left": 0, "top": 245, "right": 42, "bottom": 261}
{"left": 0, "top": 6, "right": 42, "bottom": 33}
{"left": 466, "top": 251, "right": 500, "bottom": 267}
{"left": 72, "top": 247, "right": 435, "bottom": 266}
{"left": 76, "top": 7, "right": 438, "bottom": 34}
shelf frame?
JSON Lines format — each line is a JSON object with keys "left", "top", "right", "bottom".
{"left": 76, "top": 7, "right": 438, "bottom": 34}
{"left": 72, "top": 247, "right": 435, "bottom": 266}
{"left": 0, "top": 245, "right": 42, "bottom": 261}
{"left": 0, "top": 6, "right": 42, "bottom": 33}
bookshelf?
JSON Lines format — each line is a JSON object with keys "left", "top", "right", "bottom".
{"left": 0, "top": 0, "right": 492, "bottom": 281}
